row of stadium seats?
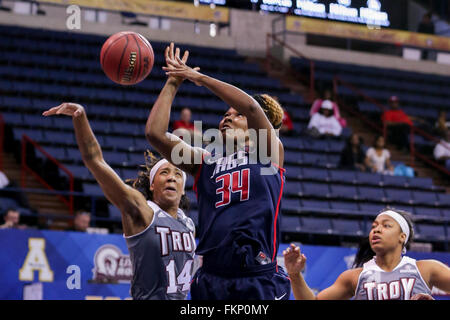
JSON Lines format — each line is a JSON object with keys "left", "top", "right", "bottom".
{"left": 1, "top": 25, "right": 448, "bottom": 246}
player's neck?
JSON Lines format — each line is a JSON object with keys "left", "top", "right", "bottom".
{"left": 374, "top": 251, "right": 403, "bottom": 272}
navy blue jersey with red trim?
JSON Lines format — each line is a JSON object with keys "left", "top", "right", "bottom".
{"left": 193, "top": 149, "right": 285, "bottom": 272}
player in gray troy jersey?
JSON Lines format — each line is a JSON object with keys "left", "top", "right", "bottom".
{"left": 283, "top": 208, "right": 450, "bottom": 300}
{"left": 43, "top": 103, "right": 196, "bottom": 300}
{"left": 125, "top": 200, "right": 195, "bottom": 300}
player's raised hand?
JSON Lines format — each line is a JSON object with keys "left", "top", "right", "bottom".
{"left": 283, "top": 243, "right": 307, "bottom": 277}
{"left": 163, "top": 42, "right": 202, "bottom": 86}
{"left": 411, "top": 293, "right": 434, "bottom": 300}
{"left": 42, "top": 103, "right": 85, "bottom": 118}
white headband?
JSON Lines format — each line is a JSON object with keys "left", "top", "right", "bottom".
{"left": 377, "top": 210, "right": 410, "bottom": 245}
{"left": 149, "top": 159, "right": 186, "bottom": 193}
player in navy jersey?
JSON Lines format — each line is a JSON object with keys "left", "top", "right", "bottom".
{"left": 146, "top": 43, "right": 291, "bottom": 299}
{"left": 43, "top": 103, "right": 196, "bottom": 300}
{"left": 284, "top": 208, "right": 450, "bottom": 300}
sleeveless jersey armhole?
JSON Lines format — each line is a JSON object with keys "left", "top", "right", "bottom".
{"left": 123, "top": 201, "right": 158, "bottom": 239}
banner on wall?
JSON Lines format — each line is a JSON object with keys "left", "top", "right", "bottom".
{"left": 37, "top": 0, "right": 230, "bottom": 23}
{"left": 0, "top": 229, "right": 448, "bottom": 300}
{"left": 286, "top": 16, "right": 450, "bottom": 52}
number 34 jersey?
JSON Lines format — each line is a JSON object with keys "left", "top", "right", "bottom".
{"left": 193, "top": 149, "right": 285, "bottom": 271}
{"left": 125, "top": 200, "right": 196, "bottom": 300}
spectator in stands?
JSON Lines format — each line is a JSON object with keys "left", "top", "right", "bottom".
{"left": 307, "top": 100, "right": 342, "bottom": 138}
{"left": 433, "top": 129, "right": 450, "bottom": 171}
{"left": 172, "top": 107, "right": 200, "bottom": 142}
{"left": 365, "top": 135, "right": 394, "bottom": 175}
{"left": 280, "top": 107, "right": 294, "bottom": 136}
{"left": 435, "top": 110, "right": 450, "bottom": 138}
{"left": 417, "top": 12, "right": 435, "bottom": 34}
{"left": 0, "top": 208, "right": 26, "bottom": 229}
{"left": 417, "top": 12, "right": 435, "bottom": 60}
{"left": 68, "top": 210, "right": 91, "bottom": 232}
{"left": 310, "top": 88, "right": 346, "bottom": 128}
{"left": 382, "top": 96, "right": 413, "bottom": 151}
{"left": 339, "top": 133, "right": 366, "bottom": 171}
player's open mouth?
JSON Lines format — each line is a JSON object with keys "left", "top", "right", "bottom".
{"left": 164, "top": 186, "right": 177, "bottom": 192}
{"left": 371, "top": 235, "right": 381, "bottom": 244}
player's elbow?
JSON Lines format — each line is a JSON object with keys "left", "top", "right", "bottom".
{"left": 145, "top": 128, "right": 161, "bottom": 145}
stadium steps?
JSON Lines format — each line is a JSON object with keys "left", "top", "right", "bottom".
{"left": 2, "top": 150, "right": 71, "bottom": 228}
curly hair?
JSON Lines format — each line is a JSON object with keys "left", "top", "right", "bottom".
{"left": 125, "top": 150, "right": 190, "bottom": 213}
{"left": 253, "top": 94, "right": 284, "bottom": 129}
{"left": 352, "top": 207, "right": 415, "bottom": 268}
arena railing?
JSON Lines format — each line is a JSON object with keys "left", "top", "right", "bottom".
{"left": 1, "top": 187, "right": 116, "bottom": 225}
{"left": 0, "top": 114, "right": 4, "bottom": 171}
{"left": 266, "top": 32, "right": 316, "bottom": 102}
{"left": 333, "top": 76, "right": 450, "bottom": 177}
{"left": 20, "top": 134, "right": 74, "bottom": 214}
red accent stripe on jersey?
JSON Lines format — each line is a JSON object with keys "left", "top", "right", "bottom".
{"left": 272, "top": 165, "right": 285, "bottom": 264}
{"left": 193, "top": 152, "right": 206, "bottom": 199}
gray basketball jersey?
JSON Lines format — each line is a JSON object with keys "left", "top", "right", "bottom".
{"left": 124, "top": 200, "right": 196, "bottom": 300}
{"left": 354, "top": 256, "right": 432, "bottom": 300}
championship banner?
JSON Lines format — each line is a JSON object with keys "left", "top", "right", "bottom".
{"left": 286, "top": 16, "right": 450, "bottom": 52}
{"left": 0, "top": 229, "right": 448, "bottom": 299}
{"left": 37, "top": 0, "right": 230, "bottom": 23}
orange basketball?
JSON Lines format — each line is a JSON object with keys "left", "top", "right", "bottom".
{"left": 100, "top": 31, "right": 154, "bottom": 85}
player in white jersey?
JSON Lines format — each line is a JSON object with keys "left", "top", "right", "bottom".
{"left": 43, "top": 103, "right": 195, "bottom": 299}
{"left": 283, "top": 208, "right": 450, "bottom": 300}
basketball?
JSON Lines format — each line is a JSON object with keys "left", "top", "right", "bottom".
{"left": 100, "top": 31, "right": 154, "bottom": 85}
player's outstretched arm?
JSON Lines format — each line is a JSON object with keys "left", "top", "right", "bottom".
{"left": 43, "top": 103, "right": 153, "bottom": 236}
{"left": 145, "top": 43, "right": 203, "bottom": 177}
{"left": 418, "top": 259, "right": 450, "bottom": 293}
{"left": 284, "top": 243, "right": 357, "bottom": 300}
{"left": 283, "top": 244, "right": 316, "bottom": 300}
{"left": 163, "top": 43, "right": 282, "bottom": 164}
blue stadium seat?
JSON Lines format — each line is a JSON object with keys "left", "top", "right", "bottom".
{"left": 414, "top": 207, "right": 442, "bottom": 218}
{"left": 284, "top": 166, "right": 302, "bottom": 179}
{"left": 300, "top": 182, "right": 330, "bottom": 198}
{"left": 358, "top": 186, "right": 386, "bottom": 202}
{"left": 416, "top": 224, "right": 447, "bottom": 242}
{"left": 385, "top": 188, "right": 413, "bottom": 205}
{"left": 83, "top": 183, "right": 104, "bottom": 197}
{"left": 382, "top": 175, "right": 408, "bottom": 188}
{"left": 329, "top": 201, "right": 359, "bottom": 213}
{"left": 300, "top": 217, "right": 333, "bottom": 235}
{"left": 356, "top": 172, "right": 383, "bottom": 186}
{"left": 412, "top": 191, "right": 438, "bottom": 206}
{"left": 108, "top": 204, "right": 122, "bottom": 221}
{"left": 300, "top": 199, "right": 330, "bottom": 211}
{"left": 283, "top": 198, "right": 300, "bottom": 212}
{"left": 332, "top": 219, "right": 363, "bottom": 236}
{"left": 329, "top": 170, "right": 356, "bottom": 184}
{"left": 284, "top": 181, "right": 301, "bottom": 196}
{"left": 329, "top": 185, "right": 358, "bottom": 200}
{"left": 437, "top": 193, "right": 450, "bottom": 206}
{"left": 281, "top": 216, "right": 301, "bottom": 233}
{"left": 299, "top": 168, "right": 329, "bottom": 182}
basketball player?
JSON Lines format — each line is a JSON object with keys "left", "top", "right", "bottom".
{"left": 43, "top": 103, "right": 196, "bottom": 300}
{"left": 145, "top": 43, "right": 290, "bottom": 300}
{"left": 283, "top": 208, "right": 450, "bottom": 300}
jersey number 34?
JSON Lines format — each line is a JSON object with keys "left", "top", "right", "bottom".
{"left": 215, "top": 168, "right": 250, "bottom": 208}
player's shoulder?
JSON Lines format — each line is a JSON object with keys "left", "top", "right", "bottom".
{"left": 339, "top": 268, "right": 363, "bottom": 284}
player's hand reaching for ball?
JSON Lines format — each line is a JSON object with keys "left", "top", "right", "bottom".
{"left": 163, "top": 42, "right": 202, "bottom": 86}
{"left": 283, "top": 243, "right": 307, "bottom": 277}
{"left": 42, "top": 103, "right": 85, "bottom": 118}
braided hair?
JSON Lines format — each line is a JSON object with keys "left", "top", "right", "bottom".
{"left": 253, "top": 94, "right": 284, "bottom": 129}
{"left": 125, "top": 150, "right": 190, "bottom": 213}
